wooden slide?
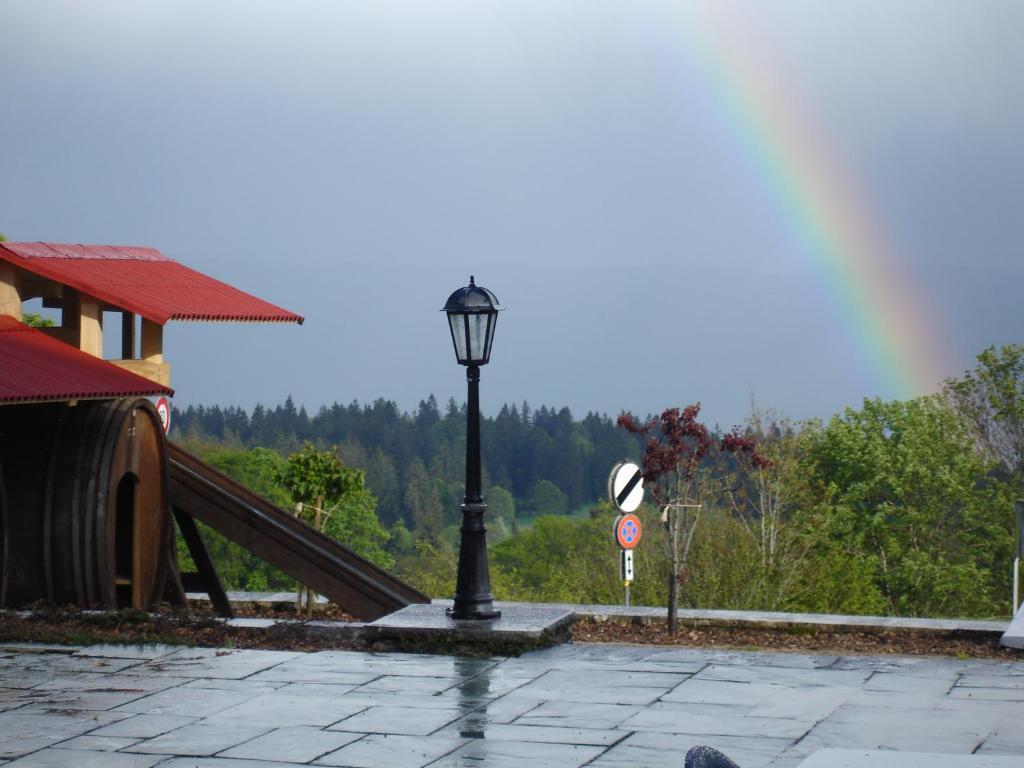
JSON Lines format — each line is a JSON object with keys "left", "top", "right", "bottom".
{"left": 168, "top": 443, "right": 428, "bottom": 621}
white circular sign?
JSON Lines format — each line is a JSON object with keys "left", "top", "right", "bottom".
{"left": 155, "top": 396, "right": 171, "bottom": 435}
{"left": 608, "top": 460, "right": 644, "bottom": 513}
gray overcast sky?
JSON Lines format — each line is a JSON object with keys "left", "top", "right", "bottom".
{"left": 2, "top": 1, "right": 1021, "bottom": 426}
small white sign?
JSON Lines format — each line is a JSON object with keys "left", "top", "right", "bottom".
{"left": 608, "top": 460, "right": 644, "bottom": 513}
{"left": 620, "top": 549, "right": 634, "bottom": 582}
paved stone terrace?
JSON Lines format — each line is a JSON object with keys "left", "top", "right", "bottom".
{"left": 0, "top": 642, "right": 1023, "bottom": 767}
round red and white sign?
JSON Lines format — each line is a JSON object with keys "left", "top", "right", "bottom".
{"left": 614, "top": 513, "right": 643, "bottom": 550}
{"left": 155, "top": 397, "right": 171, "bottom": 435}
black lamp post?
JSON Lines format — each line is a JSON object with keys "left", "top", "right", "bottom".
{"left": 442, "top": 276, "right": 502, "bottom": 620}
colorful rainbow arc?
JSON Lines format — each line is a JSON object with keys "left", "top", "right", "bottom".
{"left": 669, "top": 5, "right": 949, "bottom": 400}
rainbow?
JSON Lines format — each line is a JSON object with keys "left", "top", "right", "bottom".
{"left": 668, "top": 5, "right": 949, "bottom": 399}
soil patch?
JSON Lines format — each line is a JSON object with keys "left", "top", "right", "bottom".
{"left": 572, "top": 616, "right": 1022, "bottom": 659}
{"left": 0, "top": 605, "right": 360, "bottom": 653}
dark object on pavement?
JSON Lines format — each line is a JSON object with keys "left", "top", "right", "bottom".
{"left": 686, "top": 745, "right": 741, "bottom": 768}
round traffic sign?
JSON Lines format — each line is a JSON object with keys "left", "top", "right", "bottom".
{"left": 614, "top": 513, "right": 643, "bottom": 550}
{"left": 155, "top": 397, "right": 171, "bottom": 435}
{"left": 608, "top": 460, "right": 644, "bottom": 513}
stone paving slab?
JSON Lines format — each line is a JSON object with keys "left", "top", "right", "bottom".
{"left": 121, "top": 722, "right": 271, "bottom": 756}
{"left": 220, "top": 726, "right": 363, "bottom": 763}
{"left": 315, "top": 733, "right": 467, "bottom": 768}
{"left": 1, "top": 642, "right": 1023, "bottom": 766}
{"left": 798, "top": 749, "right": 1024, "bottom": 767}
{"left": 4, "top": 748, "right": 164, "bottom": 767}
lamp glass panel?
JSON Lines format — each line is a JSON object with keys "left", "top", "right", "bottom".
{"left": 470, "top": 313, "right": 490, "bottom": 362}
{"left": 483, "top": 314, "right": 497, "bottom": 362}
{"left": 448, "top": 313, "right": 469, "bottom": 362}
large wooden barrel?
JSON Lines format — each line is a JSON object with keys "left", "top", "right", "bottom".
{"left": 0, "top": 398, "right": 170, "bottom": 610}
{"left": 0, "top": 455, "right": 6, "bottom": 607}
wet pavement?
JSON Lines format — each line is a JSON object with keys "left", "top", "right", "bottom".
{"left": 1, "top": 641, "right": 1023, "bottom": 767}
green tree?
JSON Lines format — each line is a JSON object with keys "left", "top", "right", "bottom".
{"left": 527, "top": 479, "right": 567, "bottom": 517}
{"left": 176, "top": 445, "right": 296, "bottom": 592}
{"left": 320, "top": 476, "right": 392, "bottom": 570}
{"left": 386, "top": 520, "right": 416, "bottom": 556}
{"left": 797, "top": 396, "right": 1013, "bottom": 617}
{"left": 206, "top": 447, "right": 292, "bottom": 507}
{"left": 490, "top": 509, "right": 666, "bottom": 605}
{"left": 404, "top": 459, "right": 444, "bottom": 538}
{"left": 716, "top": 412, "right": 817, "bottom": 611}
{"left": 22, "top": 313, "right": 54, "bottom": 328}
{"left": 277, "top": 443, "right": 391, "bottom": 613}
{"left": 486, "top": 485, "right": 516, "bottom": 521}
{"left": 945, "top": 344, "right": 1024, "bottom": 486}
{"left": 479, "top": 484, "right": 515, "bottom": 542}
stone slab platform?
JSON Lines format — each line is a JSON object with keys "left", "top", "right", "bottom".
{"left": 362, "top": 601, "right": 575, "bottom": 653}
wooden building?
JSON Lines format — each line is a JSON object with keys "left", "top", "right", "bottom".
{"left": 0, "top": 242, "right": 301, "bottom": 610}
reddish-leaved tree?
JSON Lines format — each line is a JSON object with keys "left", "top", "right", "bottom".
{"left": 619, "top": 404, "right": 768, "bottom": 633}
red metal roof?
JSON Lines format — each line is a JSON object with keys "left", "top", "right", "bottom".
{"left": 0, "top": 316, "right": 173, "bottom": 404}
{"left": 0, "top": 242, "right": 304, "bottom": 325}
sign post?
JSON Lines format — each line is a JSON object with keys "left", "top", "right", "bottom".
{"left": 608, "top": 461, "right": 644, "bottom": 607}
{"left": 1015, "top": 500, "right": 1023, "bottom": 613}
{"left": 620, "top": 550, "right": 634, "bottom": 606}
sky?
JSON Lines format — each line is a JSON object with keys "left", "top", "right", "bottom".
{"left": 1, "top": 1, "right": 1021, "bottom": 427}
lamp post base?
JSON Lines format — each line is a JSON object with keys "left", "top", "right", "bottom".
{"left": 446, "top": 605, "right": 501, "bottom": 621}
{"left": 450, "top": 500, "right": 501, "bottom": 621}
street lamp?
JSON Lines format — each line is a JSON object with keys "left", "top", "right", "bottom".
{"left": 442, "top": 276, "right": 502, "bottom": 620}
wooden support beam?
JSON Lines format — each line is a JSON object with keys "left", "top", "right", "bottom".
{"left": 39, "top": 327, "right": 81, "bottom": 346}
{"left": 0, "top": 263, "right": 20, "bottom": 319}
{"left": 79, "top": 299, "right": 103, "bottom": 357}
{"left": 62, "top": 289, "right": 81, "bottom": 332}
{"left": 121, "top": 311, "right": 135, "bottom": 360}
{"left": 172, "top": 508, "right": 234, "bottom": 618}
{"left": 110, "top": 359, "right": 171, "bottom": 386}
{"left": 22, "top": 277, "right": 62, "bottom": 303}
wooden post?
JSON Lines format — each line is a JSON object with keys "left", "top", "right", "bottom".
{"left": 0, "top": 264, "right": 20, "bottom": 318}
{"left": 140, "top": 318, "right": 164, "bottom": 362}
{"left": 121, "top": 311, "right": 135, "bottom": 359}
{"left": 79, "top": 299, "right": 103, "bottom": 357}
